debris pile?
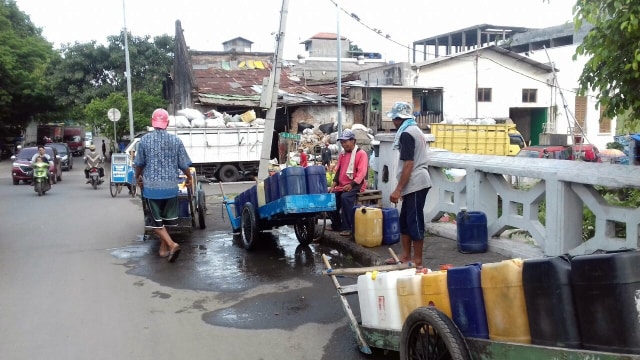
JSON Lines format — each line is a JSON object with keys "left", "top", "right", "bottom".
{"left": 169, "top": 108, "right": 265, "bottom": 128}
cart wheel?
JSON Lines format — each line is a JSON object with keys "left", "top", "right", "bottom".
{"left": 294, "top": 217, "right": 315, "bottom": 245}
{"left": 197, "top": 190, "right": 206, "bottom": 229}
{"left": 400, "top": 307, "right": 471, "bottom": 360}
{"left": 240, "top": 203, "right": 259, "bottom": 250}
{"left": 313, "top": 212, "right": 327, "bottom": 242}
{"left": 196, "top": 199, "right": 207, "bottom": 229}
{"left": 110, "top": 182, "right": 118, "bottom": 197}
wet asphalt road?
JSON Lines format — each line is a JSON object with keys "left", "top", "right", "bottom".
{"left": 0, "top": 156, "right": 398, "bottom": 360}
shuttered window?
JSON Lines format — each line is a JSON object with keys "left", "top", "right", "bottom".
{"left": 574, "top": 95, "right": 587, "bottom": 133}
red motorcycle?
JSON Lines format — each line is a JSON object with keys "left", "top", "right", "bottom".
{"left": 87, "top": 166, "right": 103, "bottom": 190}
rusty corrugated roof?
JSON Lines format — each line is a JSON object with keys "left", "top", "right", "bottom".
{"left": 193, "top": 59, "right": 344, "bottom": 106}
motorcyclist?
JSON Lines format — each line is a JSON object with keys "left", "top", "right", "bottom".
{"left": 31, "top": 145, "right": 52, "bottom": 184}
{"left": 84, "top": 144, "right": 104, "bottom": 183}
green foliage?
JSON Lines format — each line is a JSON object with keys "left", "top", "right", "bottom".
{"left": 84, "top": 92, "right": 165, "bottom": 140}
{"left": 0, "top": 0, "right": 174, "bottom": 136}
{"left": 574, "top": 0, "right": 640, "bottom": 128}
{"left": 0, "top": 0, "right": 58, "bottom": 128}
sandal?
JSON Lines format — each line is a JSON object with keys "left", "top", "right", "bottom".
{"left": 339, "top": 231, "right": 351, "bottom": 237}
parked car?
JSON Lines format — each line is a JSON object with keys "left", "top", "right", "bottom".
{"left": 516, "top": 145, "right": 571, "bottom": 159}
{"left": 48, "top": 142, "right": 73, "bottom": 170}
{"left": 11, "top": 146, "right": 62, "bottom": 185}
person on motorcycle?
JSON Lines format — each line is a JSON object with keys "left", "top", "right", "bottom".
{"left": 84, "top": 144, "right": 104, "bottom": 183}
{"left": 31, "top": 145, "right": 52, "bottom": 184}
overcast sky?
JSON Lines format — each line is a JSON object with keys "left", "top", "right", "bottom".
{"left": 15, "top": 0, "right": 577, "bottom": 62}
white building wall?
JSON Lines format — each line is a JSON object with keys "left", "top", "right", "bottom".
{"left": 527, "top": 45, "right": 614, "bottom": 150}
{"left": 414, "top": 50, "right": 553, "bottom": 121}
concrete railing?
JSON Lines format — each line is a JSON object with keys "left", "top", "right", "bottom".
{"left": 424, "top": 152, "right": 640, "bottom": 256}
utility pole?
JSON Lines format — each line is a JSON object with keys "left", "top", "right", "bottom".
{"left": 258, "top": 0, "right": 288, "bottom": 179}
{"left": 122, "top": 0, "right": 134, "bottom": 141}
{"left": 336, "top": 0, "right": 343, "bottom": 138}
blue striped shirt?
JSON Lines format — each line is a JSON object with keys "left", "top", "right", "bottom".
{"left": 134, "top": 130, "right": 192, "bottom": 199}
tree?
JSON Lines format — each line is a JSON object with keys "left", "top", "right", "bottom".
{"left": 0, "top": 0, "right": 58, "bottom": 130}
{"left": 51, "top": 33, "right": 174, "bottom": 125}
{"left": 574, "top": 0, "right": 640, "bottom": 131}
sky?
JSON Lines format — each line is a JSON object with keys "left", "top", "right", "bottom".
{"left": 14, "top": 0, "right": 577, "bottom": 62}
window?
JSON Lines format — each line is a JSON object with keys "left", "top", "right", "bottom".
{"left": 599, "top": 105, "right": 612, "bottom": 134}
{"left": 477, "top": 88, "right": 492, "bottom": 102}
{"left": 522, "top": 89, "right": 537, "bottom": 103}
{"left": 574, "top": 95, "right": 587, "bottom": 134}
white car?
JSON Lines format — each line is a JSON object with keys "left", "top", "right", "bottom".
{"left": 84, "top": 132, "right": 93, "bottom": 148}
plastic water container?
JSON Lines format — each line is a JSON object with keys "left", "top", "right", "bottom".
{"left": 421, "top": 270, "right": 452, "bottom": 318}
{"left": 482, "top": 259, "right": 531, "bottom": 344}
{"left": 456, "top": 208, "right": 488, "bottom": 253}
{"left": 397, "top": 272, "right": 425, "bottom": 322}
{"left": 268, "top": 172, "right": 281, "bottom": 202}
{"left": 523, "top": 256, "right": 580, "bottom": 348}
{"left": 257, "top": 182, "right": 266, "bottom": 207}
{"left": 376, "top": 269, "right": 421, "bottom": 330}
{"left": 381, "top": 207, "right": 400, "bottom": 245}
{"left": 234, "top": 192, "right": 246, "bottom": 218}
{"left": 305, "top": 165, "right": 328, "bottom": 194}
{"left": 264, "top": 176, "right": 273, "bottom": 203}
{"left": 249, "top": 186, "right": 258, "bottom": 210}
{"left": 571, "top": 251, "right": 640, "bottom": 354}
{"left": 358, "top": 271, "right": 378, "bottom": 328}
{"left": 178, "top": 197, "right": 189, "bottom": 217}
{"left": 279, "top": 167, "right": 306, "bottom": 196}
{"left": 354, "top": 207, "right": 383, "bottom": 247}
{"left": 447, "top": 263, "right": 489, "bottom": 339}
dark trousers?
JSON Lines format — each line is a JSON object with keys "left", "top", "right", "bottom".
{"left": 331, "top": 187, "right": 360, "bottom": 231}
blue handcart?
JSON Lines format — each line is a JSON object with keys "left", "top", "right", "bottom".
{"left": 220, "top": 183, "right": 334, "bottom": 250}
{"left": 141, "top": 167, "right": 207, "bottom": 233}
{"left": 110, "top": 153, "right": 136, "bottom": 198}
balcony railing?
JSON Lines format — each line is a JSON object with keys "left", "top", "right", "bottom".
{"left": 424, "top": 152, "right": 640, "bottom": 256}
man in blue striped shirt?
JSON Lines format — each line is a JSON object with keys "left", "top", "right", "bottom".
{"left": 134, "top": 109, "right": 192, "bottom": 262}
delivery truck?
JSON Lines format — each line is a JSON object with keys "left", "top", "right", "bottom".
{"left": 431, "top": 123, "right": 525, "bottom": 156}
{"left": 125, "top": 125, "right": 264, "bottom": 182}
{"left": 63, "top": 126, "right": 85, "bottom": 156}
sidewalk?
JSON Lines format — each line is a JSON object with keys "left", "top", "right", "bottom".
{"left": 318, "top": 221, "right": 542, "bottom": 269}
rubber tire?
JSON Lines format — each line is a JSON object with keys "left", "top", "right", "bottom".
{"left": 313, "top": 212, "right": 326, "bottom": 242}
{"left": 13, "top": 178, "right": 18, "bottom": 185}
{"left": 110, "top": 182, "right": 118, "bottom": 197}
{"left": 57, "top": 172, "right": 61, "bottom": 182}
{"left": 218, "top": 164, "right": 239, "bottom": 182}
{"left": 92, "top": 178, "right": 97, "bottom": 190}
{"left": 240, "top": 203, "right": 259, "bottom": 250}
{"left": 294, "top": 217, "right": 316, "bottom": 246}
{"left": 36, "top": 182, "right": 43, "bottom": 196}
{"left": 400, "top": 307, "right": 471, "bottom": 360}
{"left": 197, "top": 189, "right": 206, "bottom": 229}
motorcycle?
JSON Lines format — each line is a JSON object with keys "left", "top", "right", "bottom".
{"left": 88, "top": 166, "right": 104, "bottom": 189}
{"left": 33, "top": 161, "right": 51, "bottom": 196}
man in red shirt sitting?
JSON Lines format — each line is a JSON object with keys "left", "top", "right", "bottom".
{"left": 329, "top": 129, "right": 368, "bottom": 237}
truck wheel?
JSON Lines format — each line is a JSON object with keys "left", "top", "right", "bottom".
{"left": 218, "top": 164, "right": 239, "bottom": 182}
{"left": 400, "top": 307, "right": 471, "bottom": 360}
